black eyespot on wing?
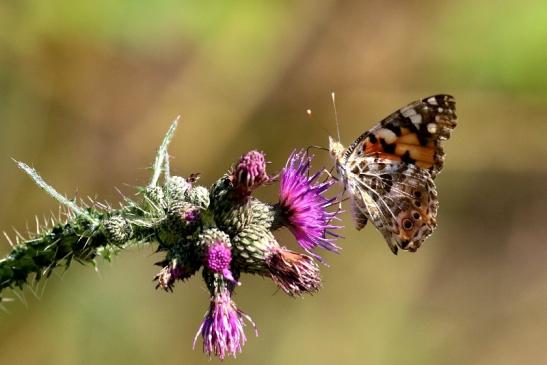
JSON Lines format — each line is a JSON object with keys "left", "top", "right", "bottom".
{"left": 402, "top": 218, "right": 413, "bottom": 230}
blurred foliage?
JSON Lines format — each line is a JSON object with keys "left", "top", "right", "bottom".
{"left": 1, "top": 0, "right": 546, "bottom": 364}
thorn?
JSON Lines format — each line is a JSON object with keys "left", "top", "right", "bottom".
{"left": 35, "top": 216, "right": 41, "bottom": 234}
{"left": 28, "top": 281, "right": 41, "bottom": 300}
{"left": 12, "top": 290, "right": 28, "bottom": 308}
{"left": 114, "top": 187, "right": 126, "bottom": 199}
{"left": 3, "top": 231, "right": 14, "bottom": 247}
{"left": 13, "top": 228, "right": 25, "bottom": 242}
{"left": 0, "top": 303, "right": 10, "bottom": 314}
{"left": 39, "top": 278, "right": 49, "bottom": 298}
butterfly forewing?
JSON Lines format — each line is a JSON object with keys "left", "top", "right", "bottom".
{"left": 344, "top": 94, "right": 457, "bottom": 179}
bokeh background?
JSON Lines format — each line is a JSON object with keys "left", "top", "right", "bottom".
{"left": 1, "top": 1, "right": 547, "bottom": 364}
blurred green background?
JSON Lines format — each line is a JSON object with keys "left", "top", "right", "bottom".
{"left": 1, "top": 1, "right": 547, "bottom": 364}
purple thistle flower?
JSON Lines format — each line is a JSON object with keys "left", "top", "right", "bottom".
{"left": 266, "top": 246, "right": 321, "bottom": 296}
{"left": 206, "top": 241, "right": 239, "bottom": 285}
{"left": 232, "top": 150, "right": 269, "bottom": 197}
{"left": 194, "top": 288, "right": 258, "bottom": 360}
{"left": 276, "top": 150, "right": 341, "bottom": 259}
{"left": 182, "top": 207, "right": 200, "bottom": 223}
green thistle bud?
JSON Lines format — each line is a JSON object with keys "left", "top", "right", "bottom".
{"left": 215, "top": 202, "right": 253, "bottom": 237}
{"left": 209, "top": 176, "right": 252, "bottom": 236}
{"left": 231, "top": 224, "right": 276, "bottom": 274}
{"left": 145, "top": 185, "right": 167, "bottom": 210}
{"left": 186, "top": 185, "right": 210, "bottom": 210}
{"left": 103, "top": 216, "right": 133, "bottom": 244}
{"left": 163, "top": 176, "right": 191, "bottom": 203}
{"left": 157, "top": 201, "right": 201, "bottom": 247}
{"left": 198, "top": 228, "right": 231, "bottom": 249}
{"left": 249, "top": 199, "right": 275, "bottom": 230}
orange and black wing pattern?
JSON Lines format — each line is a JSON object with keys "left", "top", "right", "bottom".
{"left": 346, "top": 95, "right": 457, "bottom": 178}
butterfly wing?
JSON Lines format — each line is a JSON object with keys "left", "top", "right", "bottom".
{"left": 344, "top": 94, "right": 457, "bottom": 179}
{"left": 345, "top": 157, "right": 438, "bottom": 254}
{"left": 340, "top": 95, "right": 456, "bottom": 253}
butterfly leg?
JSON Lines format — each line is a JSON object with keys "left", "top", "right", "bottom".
{"left": 317, "top": 166, "right": 344, "bottom": 210}
{"left": 318, "top": 166, "right": 338, "bottom": 182}
{"left": 317, "top": 167, "right": 346, "bottom": 227}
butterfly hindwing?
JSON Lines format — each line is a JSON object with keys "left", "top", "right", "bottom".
{"left": 344, "top": 156, "right": 438, "bottom": 253}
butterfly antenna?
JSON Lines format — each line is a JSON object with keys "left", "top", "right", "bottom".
{"left": 331, "top": 92, "right": 341, "bottom": 142}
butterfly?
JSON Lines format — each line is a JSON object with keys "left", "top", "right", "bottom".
{"left": 328, "top": 95, "right": 457, "bottom": 254}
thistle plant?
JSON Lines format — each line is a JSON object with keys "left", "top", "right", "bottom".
{"left": 0, "top": 119, "right": 342, "bottom": 359}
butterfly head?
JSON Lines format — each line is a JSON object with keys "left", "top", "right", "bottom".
{"left": 328, "top": 136, "right": 345, "bottom": 163}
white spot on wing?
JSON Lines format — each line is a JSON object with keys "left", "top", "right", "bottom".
{"left": 400, "top": 106, "right": 414, "bottom": 118}
{"left": 409, "top": 113, "right": 422, "bottom": 127}
{"left": 400, "top": 106, "right": 422, "bottom": 128}
{"left": 427, "top": 97, "right": 438, "bottom": 105}
{"left": 376, "top": 128, "right": 397, "bottom": 144}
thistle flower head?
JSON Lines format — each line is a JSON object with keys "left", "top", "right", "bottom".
{"left": 206, "top": 241, "right": 238, "bottom": 285}
{"left": 199, "top": 229, "right": 238, "bottom": 285}
{"left": 276, "top": 151, "right": 341, "bottom": 259}
{"left": 194, "top": 288, "right": 257, "bottom": 360}
{"left": 232, "top": 150, "right": 268, "bottom": 197}
{"left": 266, "top": 245, "right": 321, "bottom": 296}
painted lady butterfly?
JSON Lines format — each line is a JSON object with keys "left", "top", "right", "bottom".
{"left": 329, "top": 95, "right": 457, "bottom": 254}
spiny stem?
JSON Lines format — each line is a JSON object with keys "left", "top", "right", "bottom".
{"left": 13, "top": 160, "right": 98, "bottom": 225}
{"left": 149, "top": 117, "right": 179, "bottom": 188}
